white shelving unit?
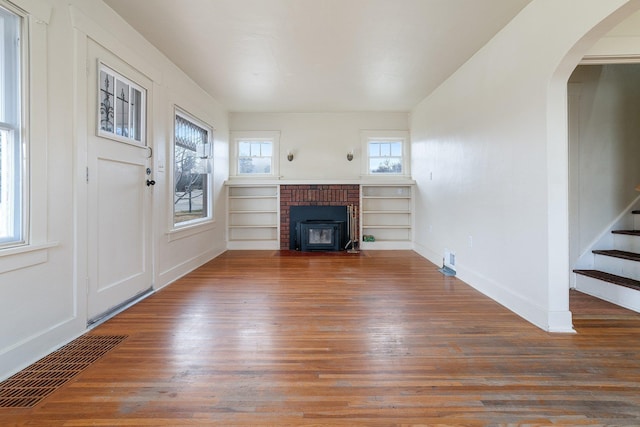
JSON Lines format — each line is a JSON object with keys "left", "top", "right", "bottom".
{"left": 227, "top": 184, "right": 279, "bottom": 249}
{"left": 360, "top": 184, "right": 413, "bottom": 250}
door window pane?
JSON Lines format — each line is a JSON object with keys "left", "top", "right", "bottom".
{"left": 98, "top": 63, "right": 146, "bottom": 144}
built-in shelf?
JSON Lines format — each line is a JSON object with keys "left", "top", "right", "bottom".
{"left": 227, "top": 184, "right": 279, "bottom": 249}
{"left": 229, "top": 196, "right": 277, "bottom": 199}
{"left": 362, "top": 225, "right": 411, "bottom": 229}
{"left": 362, "top": 195, "right": 411, "bottom": 199}
{"left": 229, "top": 210, "right": 276, "bottom": 214}
{"left": 225, "top": 180, "right": 415, "bottom": 251}
{"left": 360, "top": 184, "right": 413, "bottom": 250}
{"left": 363, "top": 210, "right": 410, "bottom": 213}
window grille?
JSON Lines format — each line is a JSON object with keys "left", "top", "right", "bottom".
{"left": 368, "top": 140, "right": 403, "bottom": 174}
{"left": 98, "top": 64, "right": 145, "bottom": 144}
{"left": 238, "top": 140, "right": 273, "bottom": 175}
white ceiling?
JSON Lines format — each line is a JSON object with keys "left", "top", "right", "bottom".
{"left": 103, "top": 0, "right": 532, "bottom": 112}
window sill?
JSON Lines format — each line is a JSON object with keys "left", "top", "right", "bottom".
{"left": 228, "top": 175, "right": 279, "bottom": 180}
{"left": 167, "top": 220, "right": 217, "bottom": 242}
{"left": 0, "top": 241, "right": 59, "bottom": 274}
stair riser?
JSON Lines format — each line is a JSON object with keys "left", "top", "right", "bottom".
{"left": 575, "top": 274, "right": 640, "bottom": 313}
{"left": 593, "top": 255, "right": 640, "bottom": 279}
{"left": 612, "top": 234, "right": 640, "bottom": 253}
{"left": 635, "top": 214, "right": 640, "bottom": 230}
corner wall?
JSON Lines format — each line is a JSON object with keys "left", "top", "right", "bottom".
{"left": 410, "top": 0, "right": 640, "bottom": 331}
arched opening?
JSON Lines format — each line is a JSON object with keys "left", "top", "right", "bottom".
{"left": 549, "top": 3, "right": 640, "bottom": 324}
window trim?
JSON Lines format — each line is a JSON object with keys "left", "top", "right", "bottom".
{"left": 230, "top": 131, "right": 280, "bottom": 178}
{"left": 171, "top": 106, "right": 214, "bottom": 231}
{"left": 0, "top": 0, "right": 58, "bottom": 266}
{"left": 360, "top": 130, "right": 411, "bottom": 178}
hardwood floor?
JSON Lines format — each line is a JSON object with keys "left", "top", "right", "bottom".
{"left": 2, "top": 250, "right": 640, "bottom": 426}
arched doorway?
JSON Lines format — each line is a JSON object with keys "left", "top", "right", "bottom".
{"left": 550, "top": 3, "right": 640, "bottom": 323}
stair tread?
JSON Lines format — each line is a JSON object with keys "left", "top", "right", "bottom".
{"left": 592, "top": 249, "right": 640, "bottom": 262}
{"left": 612, "top": 229, "right": 640, "bottom": 236}
{"left": 574, "top": 269, "right": 640, "bottom": 291}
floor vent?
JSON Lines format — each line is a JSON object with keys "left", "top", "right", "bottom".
{"left": 0, "top": 334, "right": 128, "bottom": 408}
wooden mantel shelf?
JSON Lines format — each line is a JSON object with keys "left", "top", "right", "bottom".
{"left": 225, "top": 178, "right": 416, "bottom": 186}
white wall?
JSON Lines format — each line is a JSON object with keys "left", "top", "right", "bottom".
{"left": 0, "top": 0, "right": 228, "bottom": 380}
{"left": 229, "top": 112, "right": 408, "bottom": 180}
{"left": 410, "top": 0, "right": 640, "bottom": 332}
{"left": 569, "top": 64, "right": 640, "bottom": 267}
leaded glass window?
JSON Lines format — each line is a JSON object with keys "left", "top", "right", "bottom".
{"left": 98, "top": 63, "right": 145, "bottom": 144}
{"left": 173, "top": 109, "right": 213, "bottom": 227}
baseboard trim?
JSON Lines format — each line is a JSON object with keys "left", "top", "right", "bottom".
{"left": 413, "top": 243, "right": 575, "bottom": 333}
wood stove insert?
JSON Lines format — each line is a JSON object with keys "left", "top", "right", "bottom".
{"left": 290, "top": 206, "right": 348, "bottom": 251}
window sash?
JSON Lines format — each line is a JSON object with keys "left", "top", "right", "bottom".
{"left": 173, "top": 110, "right": 213, "bottom": 227}
{"left": 237, "top": 140, "right": 273, "bottom": 175}
{"left": 98, "top": 63, "right": 145, "bottom": 144}
{"left": 368, "top": 140, "right": 404, "bottom": 174}
{"left": 0, "top": 5, "right": 23, "bottom": 247}
{"left": 0, "top": 127, "right": 21, "bottom": 244}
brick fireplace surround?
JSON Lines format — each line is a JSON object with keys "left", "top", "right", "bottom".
{"left": 280, "top": 184, "right": 360, "bottom": 250}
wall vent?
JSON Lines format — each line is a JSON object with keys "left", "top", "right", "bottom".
{"left": 444, "top": 249, "right": 456, "bottom": 271}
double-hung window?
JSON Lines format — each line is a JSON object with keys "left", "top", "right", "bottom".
{"left": 361, "top": 130, "right": 410, "bottom": 176}
{"left": 368, "top": 140, "right": 403, "bottom": 174}
{"left": 173, "top": 108, "right": 213, "bottom": 227}
{"left": 231, "top": 131, "right": 280, "bottom": 177}
{"left": 238, "top": 140, "right": 272, "bottom": 175}
{"left": 0, "top": 5, "right": 23, "bottom": 246}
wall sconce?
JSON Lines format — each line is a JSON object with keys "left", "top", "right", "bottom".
{"left": 287, "top": 151, "right": 294, "bottom": 161}
{"left": 346, "top": 151, "right": 354, "bottom": 161}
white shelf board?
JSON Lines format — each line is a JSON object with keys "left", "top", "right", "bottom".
{"left": 228, "top": 225, "right": 278, "bottom": 229}
{"left": 362, "top": 210, "right": 411, "bottom": 214}
{"left": 362, "top": 225, "right": 411, "bottom": 229}
{"left": 361, "top": 196, "right": 411, "bottom": 199}
{"left": 229, "top": 210, "right": 278, "bottom": 214}
{"left": 228, "top": 195, "right": 278, "bottom": 199}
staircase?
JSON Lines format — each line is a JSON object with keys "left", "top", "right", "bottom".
{"left": 574, "top": 210, "right": 640, "bottom": 312}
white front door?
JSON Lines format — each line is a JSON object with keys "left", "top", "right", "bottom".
{"left": 86, "top": 40, "right": 153, "bottom": 323}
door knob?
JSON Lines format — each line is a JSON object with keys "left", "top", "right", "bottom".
{"left": 146, "top": 179, "right": 156, "bottom": 186}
